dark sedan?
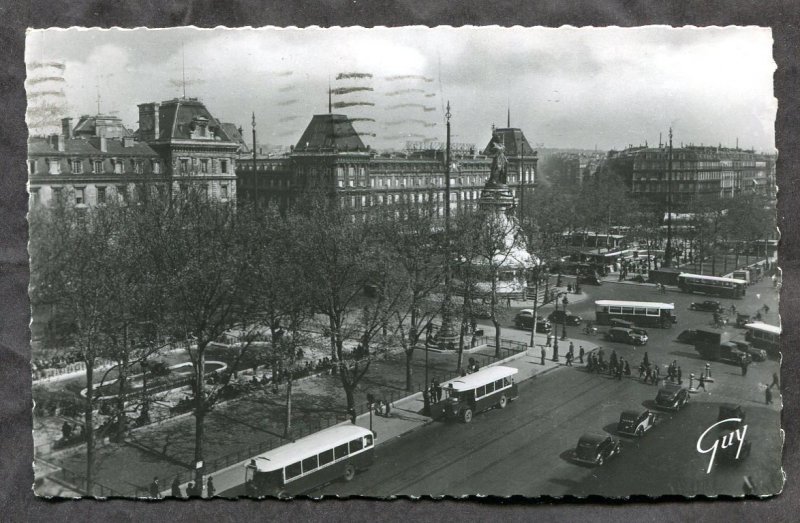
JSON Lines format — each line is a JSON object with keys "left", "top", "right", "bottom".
{"left": 676, "top": 329, "right": 699, "bottom": 344}
{"left": 690, "top": 300, "right": 723, "bottom": 312}
{"left": 573, "top": 433, "right": 622, "bottom": 466}
{"left": 513, "top": 310, "right": 552, "bottom": 333}
{"left": 548, "top": 310, "right": 582, "bottom": 326}
{"left": 655, "top": 384, "right": 690, "bottom": 410}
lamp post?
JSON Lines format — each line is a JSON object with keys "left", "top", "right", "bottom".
{"left": 529, "top": 266, "right": 540, "bottom": 348}
{"left": 561, "top": 294, "right": 569, "bottom": 340}
{"left": 663, "top": 127, "right": 674, "bottom": 267}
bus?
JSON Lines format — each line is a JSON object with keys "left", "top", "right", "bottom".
{"left": 744, "top": 322, "right": 781, "bottom": 355}
{"left": 431, "top": 365, "right": 519, "bottom": 423}
{"left": 244, "top": 425, "right": 375, "bottom": 498}
{"left": 594, "top": 300, "right": 677, "bottom": 328}
{"left": 677, "top": 273, "right": 747, "bottom": 298}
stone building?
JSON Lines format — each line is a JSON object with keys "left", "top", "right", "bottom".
{"left": 236, "top": 114, "right": 538, "bottom": 215}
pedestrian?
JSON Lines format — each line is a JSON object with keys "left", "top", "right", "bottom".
{"left": 610, "top": 349, "right": 618, "bottom": 370}
{"left": 507, "top": 296, "right": 512, "bottom": 308}
{"left": 579, "top": 346, "right": 585, "bottom": 364}
{"left": 186, "top": 482, "right": 195, "bottom": 498}
{"left": 430, "top": 380, "right": 437, "bottom": 404}
{"left": 435, "top": 379, "right": 443, "bottom": 403}
{"left": 643, "top": 352, "right": 650, "bottom": 367}
{"left": 470, "top": 318, "right": 477, "bottom": 333}
{"left": 546, "top": 333, "right": 552, "bottom": 347}
{"left": 171, "top": 476, "right": 182, "bottom": 498}
{"left": 566, "top": 351, "right": 573, "bottom": 367}
{"left": 638, "top": 362, "right": 645, "bottom": 379}
{"left": 149, "top": 476, "right": 161, "bottom": 499}
{"left": 587, "top": 354, "right": 595, "bottom": 373}
{"left": 569, "top": 341, "right": 575, "bottom": 356}
{"left": 677, "top": 366, "right": 683, "bottom": 385}
{"left": 740, "top": 357, "right": 749, "bottom": 376}
{"left": 765, "top": 386, "right": 773, "bottom": 405}
{"left": 540, "top": 346, "right": 546, "bottom": 366}
{"left": 698, "top": 373, "right": 706, "bottom": 391}
{"left": 654, "top": 364, "right": 660, "bottom": 385}
{"left": 206, "top": 476, "right": 216, "bottom": 498}
{"left": 624, "top": 360, "right": 631, "bottom": 376}
{"left": 422, "top": 387, "right": 430, "bottom": 410}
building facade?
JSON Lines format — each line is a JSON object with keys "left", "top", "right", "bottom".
{"left": 598, "top": 145, "right": 776, "bottom": 207}
{"left": 28, "top": 115, "right": 166, "bottom": 207}
{"left": 237, "top": 114, "right": 538, "bottom": 213}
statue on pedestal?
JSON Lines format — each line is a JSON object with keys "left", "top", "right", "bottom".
{"left": 487, "top": 132, "right": 508, "bottom": 185}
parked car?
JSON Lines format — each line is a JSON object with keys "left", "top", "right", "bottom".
{"left": 573, "top": 433, "right": 622, "bottom": 466}
{"left": 655, "top": 383, "right": 690, "bottom": 410}
{"left": 718, "top": 403, "right": 746, "bottom": 424}
{"left": 617, "top": 409, "right": 657, "bottom": 437}
{"left": 605, "top": 327, "right": 648, "bottom": 346}
{"left": 577, "top": 273, "right": 602, "bottom": 285}
{"left": 513, "top": 309, "right": 552, "bottom": 333}
{"left": 690, "top": 300, "right": 723, "bottom": 312}
{"left": 716, "top": 436, "right": 752, "bottom": 463}
{"left": 677, "top": 329, "right": 699, "bottom": 344}
{"left": 731, "top": 340, "right": 767, "bottom": 362}
{"left": 548, "top": 309, "right": 582, "bottom": 326}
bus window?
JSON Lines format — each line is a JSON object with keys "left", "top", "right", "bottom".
{"left": 486, "top": 382, "right": 495, "bottom": 394}
{"left": 503, "top": 377, "right": 510, "bottom": 387}
{"left": 349, "top": 438, "right": 364, "bottom": 453}
{"left": 476, "top": 385, "right": 486, "bottom": 397}
{"left": 610, "top": 306, "right": 621, "bottom": 314}
{"left": 319, "top": 449, "right": 334, "bottom": 466}
{"left": 646, "top": 308, "right": 658, "bottom": 316}
{"left": 622, "top": 307, "right": 634, "bottom": 314}
{"left": 286, "top": 461, "right": 302, "bottom": 480}
{"left": 364, "top": 434, "right": 373, "bottom": 447}
{"left": 634, "top": 307, "right": 646, "bottom": 315}
{"left": 600, "top": 306, "right": 609, "bottom": 313}
{"left": 302, "top": 456, "right": 318, "bottom": 474}
{"left": 495, "top": 379, "right": 504, "bottom": 390}
{"left": 334, "top": 443, "right": 349, "bottom": 460}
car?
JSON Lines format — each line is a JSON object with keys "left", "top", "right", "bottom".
{"left": 718, "top": 403, "right": 746, "bottom": 424}
{"left": 735, "top": 313, "right": 752, "bottom": 328}
{"left": 577, "top": 273, "right": 602, "bottom": 285}
{"left": 655, "top": 383, "right": 690, "bottom": 410}
{"left": 573, "top": 433, "right": 622, "bottom": 466}
{"left": 513, "top": 309, "right": 552, "bottom": 333}
{"left": 677, "top": 329, "right": 699, "bottom": 344}
{"left": 731, "top": 340, "right": 767, "bottom": 362}
{"left": 617, "top": 409, "right": 657, "bottom": 437}
{"left": 716, "top": 436, "right": 752, "bottom": 463}
{"left": 605, "top": 327, "right": 648, "bottom": 345}
{"left": 690, "top": 300, "right": 723, "bottom": 312}
{"left": 548, "top": 310, "right": 582, "bottom": 326}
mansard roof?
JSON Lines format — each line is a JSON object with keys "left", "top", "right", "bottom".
{"left": 482, "top": 127, "right": 536, "bottom": 157}
{"left": 156, "top": 98, "right": 235, "bottom": 142}
{"left": 294, "top": 114, "right": 368, "bottom": 153}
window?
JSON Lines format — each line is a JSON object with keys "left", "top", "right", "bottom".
{"left": 180, "top": 159, "right": 189, "bottom": 173}
{"left": 334, "top": 443, "right": 349, "bottom": 460}
{"left": 301, "top": 456, "right": 318, "bottom": 474}
{"left": 221, "top": 184, "right": 229, "bottom": 199}
{"left": 74, "top": 187, "right": 85, "bottom": 205}
{"left": 51, "top": 187, "right": 62, "bottom": 200}
{"left": 96, "top": 186, "right": 106, "bottom": 204}
{"left": 200, "top": 159, "right": 209, "bottom": 173}
{"left": 117, "top": 185, "right": 128, "bottom": 202}
{"left": 646, "top": 308, "right": 658, "bottom": 316}
{"left": 151, "top": 159, "right": 161, "bottom": 174}
{"left": 29, "top": 188, "right": 39, "bottom": 206}
{"left": 93, "top": 160, "right": 103, "bottom": 173}
{"left": 476, "top": 385, "right": 486, "bottom": 397}
{"left": 485, "top": 382, "right": 495, "bottom": 394}
{"left": 28, "top": 160, "right": 36, "bottom": 175}
{"left": 495, "top": 379, "right": 504, "bottom": 390}
{"left": 113, "top": 160, "right": 123, "bottom": 174}
{"left": 285, "top": 462, "right": 302, "bottom": 480}
{"left": 47, "top": 159, "right": 60, "bottom": 175}
{"left": 220, "top": 159, "right": 228, "bottom": 173}
{"left": 621, "top": 307, "right": 634, "bottom": 315}
{"left": 318, "top": 449, "right": 334, "bottom": 466}
{"left": 364, "top": 434, "right": 373, "bottom": 447}
{"left": 134, "top": 160, "right": 143, "bottom": 174}
{"left": 349, "top": 438, "right": 364, "bottom": 453}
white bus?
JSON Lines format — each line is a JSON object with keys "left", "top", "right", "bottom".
{"left": 595, "top": 300, "right": 677, "bottom": 328}
{"left": 744, "top": 322, "right": 780, "bottom": 355}
{"left": 678, "top": 273, "right": 747, "bottom": 299}
{"left": 244, "top": 424, "right": 375, "bottom": 497}
{"left": 431, "top": 365, "right": 519, "bottom": 423}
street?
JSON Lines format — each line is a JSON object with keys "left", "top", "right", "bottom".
{"left": 220, "top": 277, "right": 782, "bottom": 498}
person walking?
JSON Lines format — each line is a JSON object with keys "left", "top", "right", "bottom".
{"left": 186, "top": 482, "right": 196, "bottom": 498}
{"left": 698, "top": 373, "right": 706, "bottom": 392}
{"left": 171, "top": 476, "right": 182, "bottom": 498}
{"left": 765, "top": 386, "right": 773, "bottom": 405}
{"left": 540, "top": 346, "right": 546, "bottom": 366}
{"left": 578, "top": 346, "right": 585, "bottom": 364}
{"left": 546, "top": 333, "right": 552, "bottom": 348}
{"left": 654, "top": 364, "right": 660, "bottom": 386}
{"left": 149, "top": 477, "right": 161, "bottom": 499}
{"left": 566, "top": 351, "right": 573, "bottom": 367}
{"left": 435, "top": 378, "right": 443, "bottom": 403}
{"left": 624, "top": 360, "right": 631, "bottom": 376}
{"left": 206, "top": 476, "right": 216, "bottom": 498}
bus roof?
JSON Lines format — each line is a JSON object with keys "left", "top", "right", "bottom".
{"left": 249, "top": 425, "right": 374, "bottom": 472}
{"left": 595, "top": 300, "right": 675, "bottom": 310}
{"left": 745, "top": 322, "right": 781, "bottom": 335}
{"left": 443, "top": 365, "right": 518, "bottom": 392}
{"left": 678, "top": 273, "right": 747, "bottom": 284}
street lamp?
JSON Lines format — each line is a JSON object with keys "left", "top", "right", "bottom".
{"left": 561, "top": 294, "right": 569, "bottom": 340}
{"left": 552, "top": 291, "right": 568, "bottom": 361}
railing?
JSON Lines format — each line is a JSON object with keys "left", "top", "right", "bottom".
{"left": 47, "top": 464, "right": 124, "bottom": 497}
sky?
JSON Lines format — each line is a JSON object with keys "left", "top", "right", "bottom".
{"left": 25, "top": 26, "right": 776, "bottom": 152}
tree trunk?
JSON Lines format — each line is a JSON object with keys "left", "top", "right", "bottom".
{"left": 194, "top": 345, "right": 206, "bottom": 486}
{"left": 84, "top": 359, "right": 95, "bottom": 496}
{"left": 491, "top": 269, "right": 501, "bottom": 357}
{"left": 329, "top": 316, "right": 338, "bottom": 362}
{"left": 405, "top": 347, "right": 414, "bottom": 392}
{"left": 457, "top": 320, "right": 465, "bottom": 373}
{"left": 284, "top": 378, "right": 293, "bottom": 439}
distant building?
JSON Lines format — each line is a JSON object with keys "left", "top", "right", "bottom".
{"left": 596, "top": 145, "right": 776, "bottom": 206}
{"left": 28, "top": 116, "right": 164, "bottom": 207}
{"left": 237, "top": 115, "right": 538, "bottom": 214}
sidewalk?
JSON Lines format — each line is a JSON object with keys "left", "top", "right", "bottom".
{"left": 158, "top": 325, "right": 601, "bottom": 498}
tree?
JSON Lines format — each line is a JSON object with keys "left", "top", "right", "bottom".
{"left": 29, "top": 198, "right": 130, "bottom": 494}
{"left": 143, "top": 189, "right": 255, "bottom": 486}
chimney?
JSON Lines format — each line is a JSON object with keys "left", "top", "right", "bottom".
{"left": 100, "top": 136, "right": 107, "bottom": 152}
{"left": 137, "top": 102, "right": 160, "bottom": 141}
{"left": 61, "top": 117, "right": 73, "bottom": 139}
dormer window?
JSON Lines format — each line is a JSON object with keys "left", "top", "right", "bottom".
{"left": 191, "top": 116, "right": 210, "bottom": 139}
{"left": 151, "top": 159, "right": 161, "bottom": 174}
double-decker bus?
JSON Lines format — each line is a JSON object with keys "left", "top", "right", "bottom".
{"left": 431, "top": 365, "right": 519, "bottom": 423}
{"left": 744, "top": 322, "right": 781, "bottom": 355}
{"left": 678, "top": 273, "right": 747, "bottom": 298}
{"left": 244, "top": 425, "right": 375, "bottom": 498}
{"left": 595, "top": 300, "right": 677, "bottom": 328}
